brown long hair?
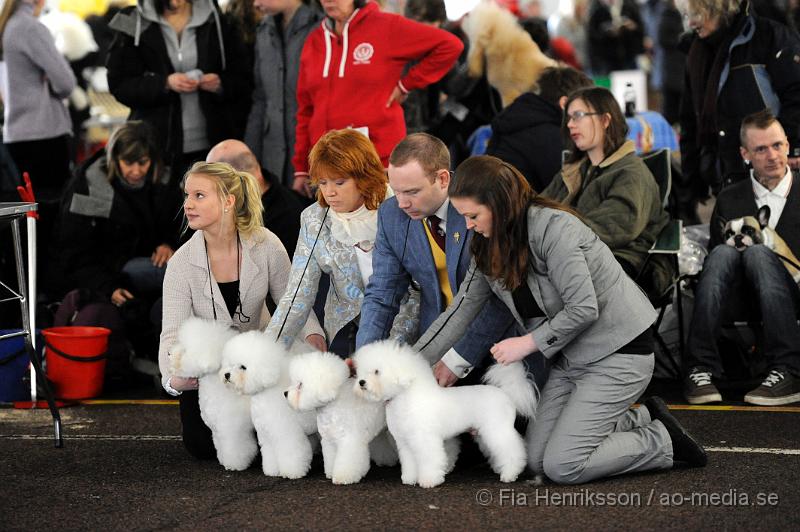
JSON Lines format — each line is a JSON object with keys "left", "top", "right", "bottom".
{"left": 449, "top": 156, "right": 578, "bottom": 290}
{"left": 562, "top": 87, "right": 628, "bottom": 165}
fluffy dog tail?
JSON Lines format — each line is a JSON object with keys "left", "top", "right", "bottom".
{"left": 482, "top": 362, "right": 539, "bottom": 419}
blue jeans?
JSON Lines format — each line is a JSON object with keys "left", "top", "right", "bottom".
{"left": 686, "top": 245, "right": 800, "bottom": 377}
{"left": 121, "top": 257, "right": 167, "bottom": 294}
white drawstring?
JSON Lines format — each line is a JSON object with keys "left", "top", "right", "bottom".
{"left": 322, "top": 23, "right": 333, "bottom": 78}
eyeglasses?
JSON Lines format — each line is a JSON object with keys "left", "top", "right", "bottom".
{"left": 566, "top": 111, "right": 602, "bottom": 123}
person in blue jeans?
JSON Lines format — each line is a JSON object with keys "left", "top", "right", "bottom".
{"left": 684, "top": 110, "right": 800, "bottom": 406}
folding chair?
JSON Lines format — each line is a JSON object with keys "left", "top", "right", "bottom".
{"left": 636, "top": 148, "right": 684, "bottom": 379}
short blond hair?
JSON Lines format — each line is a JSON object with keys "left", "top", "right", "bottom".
{"left": 183, "top": 161, "right": 264, "bottom": 239}
{"left": 686, "top": 0, "right": 741, "bottom": 23}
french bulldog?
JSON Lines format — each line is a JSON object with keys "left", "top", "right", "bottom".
{"left": 722, "top": 205, "right": 800, "bottom": 282}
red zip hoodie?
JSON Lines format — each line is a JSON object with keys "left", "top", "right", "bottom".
{"left": 293, "top": 1, "right": 463, "bottom": 175}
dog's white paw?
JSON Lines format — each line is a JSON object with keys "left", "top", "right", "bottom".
{"left": 401, "top": 474, "right": 417, "bottom": 486}
{"left": 417, "top": 474, "right": 445, "bottom": 488}
{"left": 500, "top": 471, "right": 521, "bottom": 483}
{"left": 280, "top": 462, "right": 311, "bottom": 480}
{"left": 332, "top": 471, "right": 364, "bottom": 485}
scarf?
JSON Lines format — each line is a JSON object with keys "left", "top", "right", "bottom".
{"left": 328, "top": 187, "right": 394, "bottom": 250}
{"left": 686, "top": 6, "right": 747, "bottom": 149}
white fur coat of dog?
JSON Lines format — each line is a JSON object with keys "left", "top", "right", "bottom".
{"left": 169, "top": 317, "right": 257, "bottom": 471}
{"left": 462, "top": 1, "right": 556, "bottom": 107}
{"left": 220, "top": 332, "right": 318, "bottom": 479}
{"left": 285, "top": 351, "right": 398, "bottom": 484}
{"left": 354, "top": 341, "right": 538, "bottom": 488}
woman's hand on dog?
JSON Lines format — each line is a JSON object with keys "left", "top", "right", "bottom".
{"left": 490, "top": 335, "right": 537, "bottom": 365}
{"left": 170, "top": 376, "right": 199, "bottom": 391}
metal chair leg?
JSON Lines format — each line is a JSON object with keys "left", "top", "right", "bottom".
{"left": 11, "top": 218, "right": 62, "bottom": 448}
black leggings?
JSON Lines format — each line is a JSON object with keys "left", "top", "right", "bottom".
{"left": 178, "top": 390, "right": 216, "bottom": 460}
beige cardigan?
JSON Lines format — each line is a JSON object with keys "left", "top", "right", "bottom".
{"left": 158, "top": 227, "right": 323, "bottom": 391}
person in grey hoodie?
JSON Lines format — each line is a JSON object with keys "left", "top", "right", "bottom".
{"left": 0, "top": 0, "right": 76, "bottom": 199}
{"left": 107, "top": 0, "right": 251, "bottom": 185}
{"left": 244, "top": 0, "right": 321, "bottom": 188}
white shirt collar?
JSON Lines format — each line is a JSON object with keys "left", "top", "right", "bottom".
{"left": 432, "top": 198, "right": 450, "bottom": 226}
{"left": 751, "top": 167, "right": 792, "bottom": 199}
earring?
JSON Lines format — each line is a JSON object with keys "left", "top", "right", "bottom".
{"left": 224, "top": 208, "right": 229, "bottom": 213}
{"left": 744, "top": 160, "right": 751, "bottom": 165}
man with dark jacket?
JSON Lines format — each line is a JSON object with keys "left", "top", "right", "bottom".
{"left": 487, "top": 66, "right": 593, "bottom": 191}
{"left": 206, "top": 139, "right": 310, "bottom": 257}
{"left": 684, "top": 110, "right": 800, "bottom": 406}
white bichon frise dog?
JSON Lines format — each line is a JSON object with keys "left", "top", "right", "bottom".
{"left": 169, "top": 317, "right": 257, "bottom": 471}
{"left": 220, "top": 332, "right": 318, "bottom": 479}
{"left": 354, "top": 341, "right": 538, "bottom": 488}
{"left": 285, "top": 351, "right": 399, "bottom": 485}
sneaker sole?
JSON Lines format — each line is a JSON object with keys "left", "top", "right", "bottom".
{"left": 686, "top": 392, "right": 722, "bottom": 405}
{"left": 744, "top": 392, "right": 800, "bottom": 406}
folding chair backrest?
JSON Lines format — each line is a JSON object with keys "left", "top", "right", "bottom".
{"left": 641, "top": 148, "right": 672, "bottom": 209}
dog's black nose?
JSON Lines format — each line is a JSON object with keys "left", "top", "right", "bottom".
{"left": 224, "top": 372, "right": 230, "bottom": 381}
{"left": 283, "top": 390, "right": 288, "bottom": 398}
{"left": 734, "top": 234, "right": 744, "bottom": 246}
{"left": 359, "top": 379, "right": 366, "bottom": 387}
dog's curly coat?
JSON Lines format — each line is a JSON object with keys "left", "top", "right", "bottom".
{"left": 354, "top": 340, "right": 538, "bottom": 488}
{"left": 169, "top": 317, "right": 257, "bottom": 471}
{"left": 219, "top": 332, "right": 318, "bottom": 479}
{"left": 285, "top": 351, "right": 399, "bottom": 484}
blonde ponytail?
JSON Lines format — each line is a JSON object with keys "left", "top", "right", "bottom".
{"left": 184, "top": 161, "right": 265, "bottom": 240}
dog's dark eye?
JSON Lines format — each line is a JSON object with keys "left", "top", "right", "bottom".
{"left": 374, "top": 369, "right": 380, "bottom": 375}
{"left": 297, "top": 382, "right": 302, "bottom": 389}
{"left": 723, "top": 230, "right": 734, "bottom": 240}
{"left": 742, "top": 226, "right": 756, "bottom": 237}
{"left": 239, "top": 365, "right": 247, "bottom": 371}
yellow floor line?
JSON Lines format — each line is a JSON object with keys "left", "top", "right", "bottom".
{"left": 78, "top": 399, "right": 178, "bottom": 405}
{"left": 636, "top": 404, "right": 800, "bottom": 413}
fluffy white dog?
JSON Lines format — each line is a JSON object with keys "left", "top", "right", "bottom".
{"left": 354, "top": 341, "right": 538, "bottom": 488}
{"left": 220, "top": 332, "right": 318, "bottom": 479}
{"left": 285, "top": 351, "right": 399, "bottom": 484}
{"left": 169, "top": 317, "right": 257, "bottom": 471}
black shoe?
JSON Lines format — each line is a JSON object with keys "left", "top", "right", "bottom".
{"left": 644, "top": 396, "right": 707, "bottom": 467}
{"left": 744, "top": 369, "right": 800, "bottom": 406}
{"left": 683, "top": 368, "right": 722, "bottom": 405}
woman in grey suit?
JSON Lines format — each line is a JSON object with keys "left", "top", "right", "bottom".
{"left": 415, "top": 156, "right": 706, "bottom": 484}
{"left": 267, "top": 129, "right": 419, "bottom": 354}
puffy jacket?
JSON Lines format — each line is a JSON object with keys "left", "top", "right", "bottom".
{"left": 542, "top": 141, "right": 672, "bottom": 297}
{"left": 487, "top": 92, "right": 564, "bottom": 192}
{"left": 52, "top": 149, "right": 183, "bottom": 299}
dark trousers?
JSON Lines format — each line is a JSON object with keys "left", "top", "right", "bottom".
{"left": 171, "top": 150, "right": 208, "bottom": 186}
{"left": 4, "top": 135, "right": 71, "bottom": 200}
{"left": 178, "top": 390, "right": 216, "bottom": 460}
{"left": 686, "top": 245, "right": 800, "bottom": 377}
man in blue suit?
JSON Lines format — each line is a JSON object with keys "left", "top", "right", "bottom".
{"left": 357, "top": 133, "right": 517, "bottom": 386}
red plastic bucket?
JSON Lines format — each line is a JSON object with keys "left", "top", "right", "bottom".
{"left": 42, "top": 327, "right": 111, "bottom": 399}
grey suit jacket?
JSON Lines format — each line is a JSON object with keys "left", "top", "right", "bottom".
{"left": 416, "top": 206, "right": 657, "bottom": 365}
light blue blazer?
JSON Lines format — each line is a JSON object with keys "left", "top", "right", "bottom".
{"left": 266, "top": 203, "right": 419, "bottom": 347}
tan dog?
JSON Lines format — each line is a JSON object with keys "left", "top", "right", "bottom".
{"left": 462, "top": 1, "right": 556, "bottom": 108}
{"left": 722, "top": 205, "right": 800, "bottom": 282}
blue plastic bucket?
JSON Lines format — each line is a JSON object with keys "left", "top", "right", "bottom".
{"left": 0, "top": 329, "right": 39, "bottom": 402}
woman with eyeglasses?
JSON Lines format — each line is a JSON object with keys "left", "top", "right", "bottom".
{"left": 266, "top": 129, "right": 419, "bottom": 356}
{"left": 416, "top": 155, "right": 707, "bottom": 485}
{"left": 158, "top": 161, "right": 323, "bottom": 460}
{"left": 541, "top": 86, "right": 670, "bottom": 299}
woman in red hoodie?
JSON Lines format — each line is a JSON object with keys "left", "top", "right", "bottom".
{"left": 291, "top": 0, "right": 462, "bottom": 196}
